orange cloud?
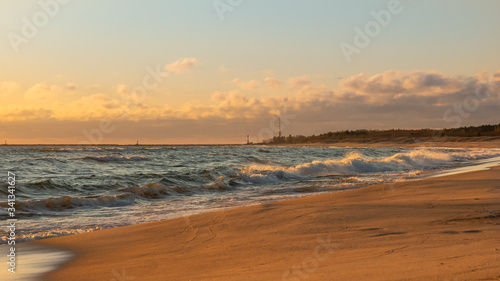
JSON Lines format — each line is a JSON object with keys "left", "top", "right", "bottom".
{"left": 493, "top": 71, "right": 500, "bottom": 82}
{"left": 0, "top": 81, "right": 20, "bottom": 97}
{"left": 288, "top": 75, "right": 312, "bottom": 89}
{"left": 165, "top": 57, "right": 199, "bottom": 73}
{"left": 2, "top": 70, "right": 499, "bottom": 125}
{"left": 66, "top": 83, "right": 78, "bottom": 90}
{"left": 116, "top": 84, "right": 128, "bottom": 95}
{"left": 24, "top": 83, "right": 63, "bottom": 100}
{"left": 340, "top": 70, "right": 462, "bottom": 96}
{"left": 0, "top": 107, "right": 53, "bottom": 121}
{"left": 263, "top": 77, "right": 283, "bottom": 88}
{"left": 232, "top": 78, "right": 259, "bottom": 90}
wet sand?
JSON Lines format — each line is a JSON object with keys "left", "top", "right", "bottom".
{"left": 29, "top": 164, "right": 500, "bottom": 280}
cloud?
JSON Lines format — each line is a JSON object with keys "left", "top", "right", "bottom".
{"left": 288, "top": 75, "right": 312, "bottom": 89}
{"left": 116, "top": 84, "right": 128, "bottom": 95}
{"left": 66, "top": 83, "right": 78, "bottom": 90}
{"left": 0, "top": 107, "right": 53, "bottom": 121}
{"left": 219, "top": 65, "right": 227, "bottom": 73}
{"left": 493, "top": 71, "right": 500, "bottom": 82}
{"left": 340, "top": 70, "right": 462, "bottom": 95}
{"left": 232, "top": 78, "right": 259, "bottom": 90}
{"left": 263, "top": 77, "right": 283, "bottom": 88}
{"left": 165, "top": 57, "right": 199, "bottom": 73}
{"left": 24, "top": 83, "right": 63, "bottom": 100}
{"left": 14, "top": 70, "right": 492, "bottom": 122}
{"left": 206, "top": 90, "right": 264, "bottom": 119}
{"left": 53, "top": 94, "right": 126, "bottom": 121}
{"left": 114, "top": 83, "right": 153, "bottom": 107}
{"left": 3, "top": 70, "right": 500, "bottom": 142}
{"left": 0, "top": 81, "right": 20, "bottom": 97}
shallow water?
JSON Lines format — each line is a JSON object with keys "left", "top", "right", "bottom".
{"left": 0, "top": 244, "right": 73, "bottom": 280}
{"left": 1, "top": 145, "right": 500, "bottom": 243}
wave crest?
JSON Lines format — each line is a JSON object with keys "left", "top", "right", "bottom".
{"left": 239, "top": 148, "right": 500, "bottom": 183}
{"left": 4, "top": 194, "right": 135, "bottom": 212}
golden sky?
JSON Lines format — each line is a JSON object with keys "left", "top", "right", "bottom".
{"left": 1, "top": 1, "right": 499, "bottom": 144}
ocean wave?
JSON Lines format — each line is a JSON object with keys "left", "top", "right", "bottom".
{"left": 3, "top": 182, "right": 194, "bottom": 213}
{"left": 245, "top": 155, "right": 276, "bottom": 165}
{"left": 0, "top": 226, "right": 106, "bottom": 242}
{"left": 123, "top": 177, "right": 231, "bottom": 198}
{"left": 5, "top": 193, "right": 136, "bottom": 212}
{"left": 72, "top": 155, "right": 149, "bottom": 162}
{"left": 238, "top": 148, "right": 500, "bottom": 183}
{"left": 25, "top": 179, "right": 68, "bottom": 191}
{"left": 119, "top": 183, "right": 183, "bottom": 199}
{"left": 21, "top": 157, "right": 66, "bottom": 162}
{"left": 38, "top": 146, "right": 155, "bottom": 153}
{"left": 40, "top": 147, "right": 103, "bottom": 153}
{"left": 8, "top": 228, "right": 101, "bottom": 242}
{"left": 203, "top": 176, "right": 230, "bottom": 190}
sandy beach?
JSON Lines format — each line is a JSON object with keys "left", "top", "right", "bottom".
{"left": 4, "top": 0, "right": 499, "bottom": 280}
{"left": 30, "top": 164, "right": 500, "bottom": 280}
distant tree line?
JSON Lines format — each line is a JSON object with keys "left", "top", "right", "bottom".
{"left": 263, "top": 124, "right": 500, "bottom": 144}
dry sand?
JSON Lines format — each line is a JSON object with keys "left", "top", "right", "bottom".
{"left": 32, "top": 167, "right": 500, "bottom": 281}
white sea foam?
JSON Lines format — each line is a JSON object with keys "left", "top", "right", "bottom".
{"left": 5, "top": 146, "right": 500, "bottom": 244}
{"left": 205, "top": 176, "right": 229, "bottom": 190}
{"left": 239, "top": 148, "right": 500, "bottom": 183}
{"left": 0, "top": 244, "right": 74, "bottom": 280}
{"left": 5, "top": 228, "right": 99, "bottom": 243}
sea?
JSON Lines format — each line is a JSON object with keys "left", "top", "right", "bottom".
{"left": 2, "top": 145, "right": 500, "bottom": 243}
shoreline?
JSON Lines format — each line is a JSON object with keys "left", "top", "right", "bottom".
{"left": 265, "top": 138, "right": 500, "bottom": 149}
{"left": 29, "top": 160, "right": 500, "bottom": 280}
{"left": 0, "top": 244, "right": 73, "bottom": 281}
{"left": 2, "top": 137, "right": 500, "bottom": 148}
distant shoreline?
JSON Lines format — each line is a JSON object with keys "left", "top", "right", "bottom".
{"left": 270, "top": 136, "right": 500, "bottom": 148}
{"left": 2, "top": 136, "right": 500, "bottom": 147}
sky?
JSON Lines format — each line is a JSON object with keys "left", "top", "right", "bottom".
{"left": 0, "top": 0, "right": 499, "bottom": 144}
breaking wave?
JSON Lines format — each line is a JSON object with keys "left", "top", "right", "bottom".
{"left": 120, "top": 183, "right": 185, "bottom": 199}
{"left": 4, "top": 145, "right": 500, "bottom": 243}
{"left": 4, "top": 194, "right": 135, "bottom": 213}
{"left": 5, "top": 176, "right": 234, "bottom": 214}
{"left": 238, "top": 148, "right": 500, "bottom": 183}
